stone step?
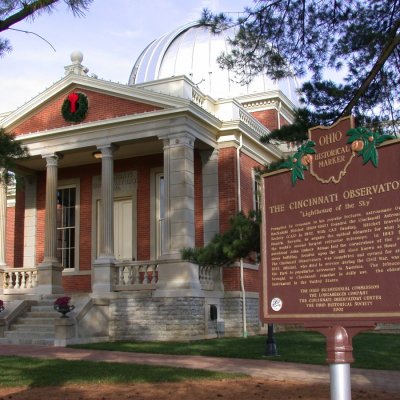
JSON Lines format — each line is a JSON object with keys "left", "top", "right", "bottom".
{"left": 15, "top": 317, "right": 57, "bottom": 325}
{"left": 25, "top": 311, "right": 60, "bottom": 318}
{"left": 8, "top": 324, "right": 55, "bottom": 333}
{"left": 31, "top": 305, "right": 58, "bottom": 312}
{"left": 1, "top": 298, "right": 78, "bottom": 346}
{"left": 0, "top": 336, "right": 55, "bottom": 346}
{"left": 4, "top": 330, "right": 55, "bottom": 339}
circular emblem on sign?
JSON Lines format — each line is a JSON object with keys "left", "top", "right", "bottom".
{"left": 61, "top": 92, "right": 88, "bottom": 123}
{"left": 271, "top": 298, "right": 283, "bottom": 312}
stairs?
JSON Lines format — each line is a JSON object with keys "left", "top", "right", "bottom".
{"left": 1, "top": 299, "right": 60, "bottom": 345}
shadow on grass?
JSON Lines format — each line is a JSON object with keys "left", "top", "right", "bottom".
{"left": 0, "top": 356, "right": 242, "bottom": 388}
{"left": 71, "top": 332, "right": 400, "bottom": 370}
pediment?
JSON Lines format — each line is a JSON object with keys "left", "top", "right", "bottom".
{"left": 7, "top": 85, "right": 164, "bottom": 136}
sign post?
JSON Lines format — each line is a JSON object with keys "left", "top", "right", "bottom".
{"left": 260, "top": 116, "right": 400, "bottom": 399}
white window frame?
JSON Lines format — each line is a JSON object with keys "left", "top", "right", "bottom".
{"left": 57, "top": 179, "right": 80, "bottom": 271}
{"left": 150, "top": 168, "right": 164, "bottom": 259}
{"left": 252, "top": 170, "right": 261, "bottom": 213}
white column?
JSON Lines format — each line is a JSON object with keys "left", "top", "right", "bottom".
{"left": 0, "top": 181, "right": 7, "bottom": 267}
{"left": 162, "top": 133, "right": 195, "bottom": 255}
{"left": 200, "top": 148, "right": 223, "bottom": 291}
{"left": 200, "top": 148, "right": 219, "bottom": 245}
{"left": 98, "top": 145, "right": 116, "bottom": 260}
{"left": 93, "top": 144, "right": 116, "bottom": 294}
{"left": 23, "top": 177, "right": 37, "bottom": 267}
{"left": 38, "top": 154, "right": 64, "bottom": 294}
{"left": 43, "top": 155, "right": 59, "bottom": 263}
{"left": 155, "top": 133, "right": 201, "bottom": 295}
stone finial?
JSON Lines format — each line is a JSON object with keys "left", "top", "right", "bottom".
{"left": 64, "top": 50, "right": 89, "bottom": 76}
{"left": 70, "top": 50, "right": 83, "bottom": 64}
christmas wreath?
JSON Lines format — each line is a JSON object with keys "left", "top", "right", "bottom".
{"left": 61, "top": 92, "right": 88, "bottom": 123}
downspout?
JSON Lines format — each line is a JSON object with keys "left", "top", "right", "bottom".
{"left": 236, "top": 133, "right": 248, "bottom": 338}
{"left": 277, "top": 100, "right": 282, "bottom": 130}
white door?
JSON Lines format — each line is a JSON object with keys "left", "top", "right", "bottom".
{"left": 114, "top": 199, "right": 133, "bottom": 260}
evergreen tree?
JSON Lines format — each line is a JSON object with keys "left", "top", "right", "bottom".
{"left": 181, "top": 211, "right": 260, "bottom": 267}
{"left": 201, "top": 0, "right": 400, "bottom": 140}
{"left": 0, "top": 0, "right": 92, "bottom": 56}
{"left": 0, "top": 129, "right": 27, "bottom": 184}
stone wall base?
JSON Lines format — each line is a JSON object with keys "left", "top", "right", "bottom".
{"left": 109, "top": 292, "right": 261, "bottom": 341}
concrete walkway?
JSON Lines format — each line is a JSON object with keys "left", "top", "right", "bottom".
{"left": 0, "top": 344, "right": 399, "bottom": 393}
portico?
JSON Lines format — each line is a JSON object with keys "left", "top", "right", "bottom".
{"left": 0, "top": 21, "right": 296, "bottom": 342}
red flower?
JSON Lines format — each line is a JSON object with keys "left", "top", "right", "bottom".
{"left": 54, "top": 297, "right": 71, "bottom": 307}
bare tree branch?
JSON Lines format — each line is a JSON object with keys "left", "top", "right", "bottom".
{"left": 8, "top": 27, "right": 56, "bottom": 51}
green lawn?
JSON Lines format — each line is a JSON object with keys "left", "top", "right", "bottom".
{"left": 71, "top": 331, "right": 400, "bottom": 371}
{"left": 0, "top": 356, "right": 243, "bottom": 388}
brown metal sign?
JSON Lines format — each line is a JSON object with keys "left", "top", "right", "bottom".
{"left": 309, "top": 116, "right": 355, "bottom": 184}
{"left": 261, "top": 118, "right": 400, "bottom": 324}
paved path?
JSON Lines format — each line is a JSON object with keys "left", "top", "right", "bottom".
{"left": 0, "top": 344, "right": 399, "bottom": 393}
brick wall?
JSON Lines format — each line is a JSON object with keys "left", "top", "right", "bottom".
{"left": 63, "top": 275, "right": 92, "bottom": 293}
{"left": 13, "top": 189, "right": 25, "bottom": 267}
{"left": 251, "top": 109, "right": 279, "bottom": 131}
{"left": 218, "top": 147, "right": 238, "bottom": 233}
{"left": 6, "top": 188, "right": 25, "bottom": 267}
{"left": 219, "top": 149, "right": 262, "bottom": 293}
{"left": 280, "top": 114, "right": 290, "bottom": 127}
{"left": 194, "top": 150, "right": 204, "bottom": 247}
{"left": 222, "top": 267, "right": 260, "bottom": 292}
{"left": 5, "top": 205, "right": 15, "bottom": 267}
{"left": 12, "top": 88, "right": 163, "bottom": 136}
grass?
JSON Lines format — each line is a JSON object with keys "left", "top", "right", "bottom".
{"left": 71, "top": 331, "right": 400, "bottom": 371}
{"left": 0, "top": 356, "right": 243, "bottom": 388}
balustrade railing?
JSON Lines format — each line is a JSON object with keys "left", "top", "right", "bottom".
{"left": 113, "top": 260, "right": 158, "bottom": 291}
{"left": 0, "top": 262, "right": 217, "bottom": 294}
{"left": 199, "top": 265, "right": 214, "bottom": 290}
{"left": 2, "top": 268, "right": 38, "bottom": 294}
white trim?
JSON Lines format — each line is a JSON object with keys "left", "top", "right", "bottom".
{"left": 252, "top": 170, "right": 261, "bottom": 212}
{"left": 150, "top": 167, "right": 164, "bottom": 259}
{"left": 91, "top": 171, "right": 138, "bottom": 265}
{"left": 57, "top": 178, "right": 80, "bottom": 272}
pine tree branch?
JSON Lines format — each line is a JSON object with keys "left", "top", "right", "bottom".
{"left": 339, "top": 18, "right": 400, "bottom": 119}
{"left": 0, "top": 0, "right": 58, "bottom": 32}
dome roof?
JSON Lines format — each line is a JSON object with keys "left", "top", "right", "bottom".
{"left": 129, "top": 23, "right": 300, "bottom": 105}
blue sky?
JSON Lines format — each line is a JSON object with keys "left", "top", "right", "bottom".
{"left": 0, "top": 0, "right": 251, "bottom": 113}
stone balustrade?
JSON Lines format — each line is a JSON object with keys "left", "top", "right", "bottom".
{"left": 2, "top": 268, "right": 38, "bottom": 294}
{"left": 113, "top": 261, "right": 159, "bottom": 291}
{"left": 199, "top": 265, "right": 214, "bottom": 290}
{"left": 0, "top": 262, "right": 218, "bottom": 294}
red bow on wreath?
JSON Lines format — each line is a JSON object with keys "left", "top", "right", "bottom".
{"left": 68, "top": 92, "right": 79, "bottom": 113}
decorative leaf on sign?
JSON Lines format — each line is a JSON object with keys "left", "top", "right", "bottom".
{"left": 274, "top": 140, "right": 316, "bottom": 185}
{"left": 346, "top": 127, "right": 395, "bottom": 168}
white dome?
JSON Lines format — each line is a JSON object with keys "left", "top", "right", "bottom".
{"left": 129, "top": 23, "right": 300, "bottom": 105}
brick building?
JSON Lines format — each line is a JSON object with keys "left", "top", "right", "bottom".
{"left": 0, "top": 23, "right": 299, "bottom": 345}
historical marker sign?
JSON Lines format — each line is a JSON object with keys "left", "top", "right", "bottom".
{"left": 260, "top": 117, "right": 400, "bottom": 324}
